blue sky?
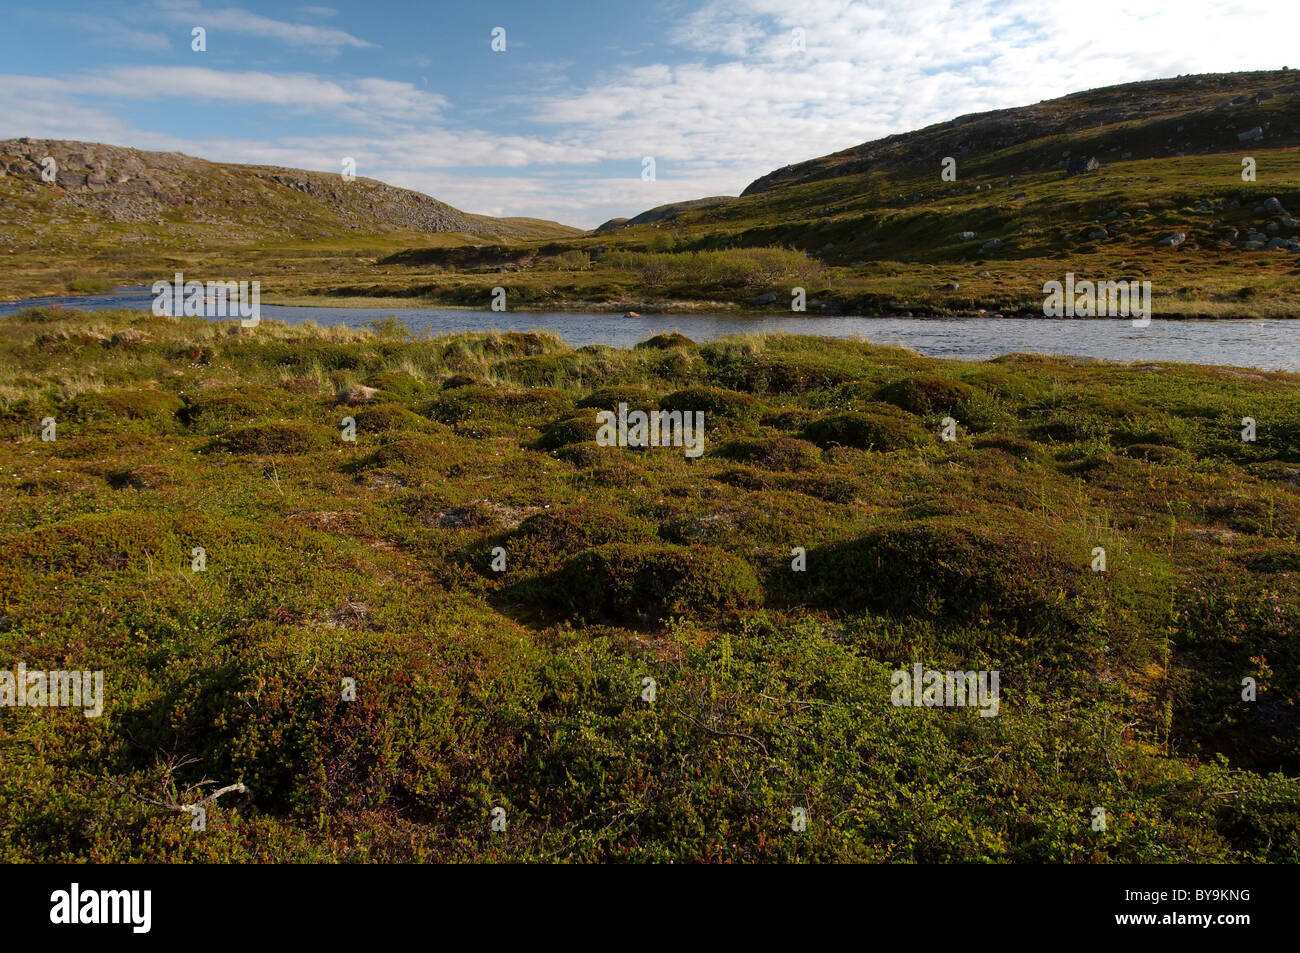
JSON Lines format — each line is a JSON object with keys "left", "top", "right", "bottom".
{"left": 1, "top": 0, "right": 1295, "bottom": 228}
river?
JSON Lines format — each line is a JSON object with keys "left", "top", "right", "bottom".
{"left": 2, "top": 289, "right": 1297, "bottom": 371}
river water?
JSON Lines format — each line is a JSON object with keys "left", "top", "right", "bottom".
{"left": 3, "top": 289, "right": 1298, "bottom": 371}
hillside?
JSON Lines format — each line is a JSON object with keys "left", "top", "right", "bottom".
{"left": 0, "top": 139, "right": 582, "bottom": 300}
{"left": 363, "top": 70, "right": 1300, "bottom": 316}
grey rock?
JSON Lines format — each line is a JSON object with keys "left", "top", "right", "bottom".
{"left": 749, "top": 292, "right": 778, "bottom": 305}
{"left": 953, "top": 231, "right": 977, "bottom": 241}
{"left": 1263, "top": 196, "right": 1287, "bottom": 215}
{"left": 1156, "top": 232, "right": 1186, "bottom": 248}
{"left": 1238, "top": 126, "right": 1264, "bottom": 142}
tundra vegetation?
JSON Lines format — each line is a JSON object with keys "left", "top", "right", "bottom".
{"left": 0, "top": 306, "right": 1296, "bottom": 862}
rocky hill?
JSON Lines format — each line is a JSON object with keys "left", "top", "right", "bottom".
{"left": 742, "top": 71, "right": 1300, "bottom": 195}
{"left": 0, "top": 138, "right": 579, "bottom": 241}
{"left": 594, "top": 196, "right": 733, "bottom": 233}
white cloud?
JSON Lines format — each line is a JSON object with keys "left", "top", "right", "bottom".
{"left": 156, "top": 0, "right": 374, "bottom": 51}
{"left": 69, "top": 15, "right": 172, "bottom": 53}
{"left": 78, "top": 67, "right": 447, "bottom": 123}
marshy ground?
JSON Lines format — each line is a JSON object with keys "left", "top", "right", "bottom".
{"left": 1, "top": 306, "right": 1297, "bottom": 861}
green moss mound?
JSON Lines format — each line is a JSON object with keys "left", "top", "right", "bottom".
{"left": 68, "top": 388, "right": 183, "bottom": 422}
{"left": 635, "top": 331, "right": 695, "bottom": 350}
{"left": 216, "top": 422, "right": 327, "bottom": 455}
{"left": 361, "top": 434, "right": 452, "bottom": 470}
{"left": 426, "top": 385, "right": 573, "bottom": 425}
{"left": 6, "top": 511, "right": 170, "bottom": 573}
{"left": 506, "top": 504, "right": 656, "bottom": 574}
{"left": 351, "top": 402, "right": 431, "bottom": 434}
{"left": 715, "top": 436, "right": 820, "bottom": 470}
{"left": 659, "top": 386, "right": 759, "bottom": 419}
{"left": 575, "top": 385, "right": 661, "bottom": 412}
{"left": 549, "top": 543, "right": 763, "bottom": 622}
{"left": 179, "top": 384, "right": 294, "bottom": 427}
{"left": 802, "top": 409, "right": 927, "bottom": 451}
{"left": 806, "top": 521, "right": 1094, "bottom": 636}
{"left": 876, "top": 374, "right": 975, "bottom": 415}
{"left": 364, "top": 369, "right": 430, "bottom": 400}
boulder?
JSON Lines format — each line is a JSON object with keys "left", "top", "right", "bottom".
{"left": 338, "top": 384, "right": 379, "bottom": 406}
{"left": 1156, "top": 232, "right": 1186, "bottom": 248}
{"left": 1065, "top": 155, "right": 1101, "bottom": 174}
{"left": 1238, "top": 126, "right": 1264, "bottom": 142}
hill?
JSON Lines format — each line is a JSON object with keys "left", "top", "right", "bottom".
{"left": 350, "top": 69, "right": 1300, "bottom": 317}
{"left": 0, "top": 138, "right": 582, "bottom": 300}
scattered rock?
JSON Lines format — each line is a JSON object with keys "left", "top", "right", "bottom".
{"left": 1237, "top": 126, "right": 1264, "bottom": 141}
{"left": 1156, "top": 232, "right": 1186, "bottom": 248}
{"left": 338, "top": 384, "right": 379, "bottom": 405}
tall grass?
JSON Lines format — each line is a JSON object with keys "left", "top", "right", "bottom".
{"left": 603, "top": 247, "right": 828, "bottom": 290}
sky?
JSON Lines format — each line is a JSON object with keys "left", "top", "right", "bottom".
{"left": 1, "top": 0, "right": 1297, "bottom": 229}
